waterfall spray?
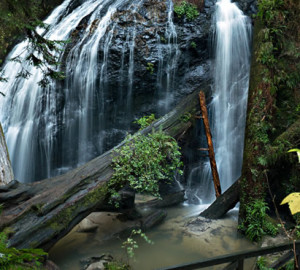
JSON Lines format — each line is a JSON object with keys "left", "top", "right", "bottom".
{"left": 187, "top": 0, "right": 252, "bottom": 203}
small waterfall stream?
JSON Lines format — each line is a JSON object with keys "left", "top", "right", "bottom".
{"left": 186, "top": 0, "right": 252, "bottom": 203}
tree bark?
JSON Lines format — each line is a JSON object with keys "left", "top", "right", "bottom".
{"left": 199, "top": 179, "right": 239, "bottom": 219}
{"left": 199, "top": 91, "right": 222, "bottom": 198}
{"left": 0, "top": 122, "right": 14, "bottom": 185}
{"left": 0, "top": 89, "right": 201, "bottom": 251}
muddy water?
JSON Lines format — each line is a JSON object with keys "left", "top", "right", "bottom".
{"left": 49, "top": 204, "right": 257, "bottom": 269}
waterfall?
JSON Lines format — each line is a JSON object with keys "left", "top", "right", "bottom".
{"left": 187, "top": 0, "right": 252, "bottom": 203}
{"left": 157, "top": 0, "right": 180, "bottom": 113}
{"left": 0, "top": 0, "right": 181, "bottom": 183}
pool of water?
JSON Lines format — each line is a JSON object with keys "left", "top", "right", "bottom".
{"left": 49, "top": 204, "right": 257, "bottom": 269}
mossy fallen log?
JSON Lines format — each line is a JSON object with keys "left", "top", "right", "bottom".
{"left": 0, "top": 89, "right": 201, "bottom": 251}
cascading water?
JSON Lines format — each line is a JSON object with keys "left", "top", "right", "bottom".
{"left": 186, "top": 0, "right": 252, "bottom": 203}
{"left": 0, "top": 0, "right": 181, "bottom": 183}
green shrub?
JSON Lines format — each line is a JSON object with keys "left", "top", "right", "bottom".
{"left": 0, "top": 231, "right": 47, "bottom": 269}
{"left": 134, "top": 114, "right": 156, "bottom": 130}
{"left": 174, "top": 1, "right": 199, "bottom": 20}
{"left": 256, "top": 256, "right": 274, "bottom": 270}
{"left": 109, "top": 129, "right": 183, "bottom": 199}
{"left": 239, "top": 199, "right": 278, "bottom": 242}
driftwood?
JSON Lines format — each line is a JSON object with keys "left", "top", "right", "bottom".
{"left": 0, "top": 89, "right": 200, "bottom": 251}
{"left": 200, "top": 179, "right": 240, "bottom": 219}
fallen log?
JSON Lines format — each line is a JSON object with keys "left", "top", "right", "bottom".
{"left": 0, "top": 89, "right": 201, "bottom": 251}
{"left": 199, "top": 179, "right": 240, "bottom": 219}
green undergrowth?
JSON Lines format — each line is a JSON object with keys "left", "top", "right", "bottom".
{"left": 109, "top": 128, "right": 183, "bottom": 203}
{"left": 0, "top": 207, "right": 47, "bottom": 269}
{"left": 134, "top": 114, "right": 156, "bottom": 130}
{"left": 174, "top": 1, "right": 199, "bottom": 20}
{"left": 239, "top": 199, "right": 278, "bottom": 242}
{"left": 109, "top": 115, "right": 183, "bottom": 204}
{"left": 105, "top": 261, "right": 130, "bottom": 270}
{"left": 240, "top": 0, "right": 300, "bottom": 226}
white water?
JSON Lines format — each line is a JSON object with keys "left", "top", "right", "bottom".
{"left": 0, "top": 0, "right": 180, "bottom": 183}
{"left": 187, "top": 0, "right": 251, "bottom": 203}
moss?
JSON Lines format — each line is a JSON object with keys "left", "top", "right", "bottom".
{"left": 240, "top": 0, "right": 300, "bottom": 222}
{"left": 49, "top": 183, "right": 108, "bottom": 231}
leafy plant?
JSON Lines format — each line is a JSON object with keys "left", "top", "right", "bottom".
{"left": 174, "top": 1, "right": 199, "bottom": 21}
{"left": 109, "top": 128, "right": 183, "bottom": 200}
{"left": 190, "top": 41, "right": 197, "bottom": 49}
{"left": 239, "top": 199, "right": 278, "bottom": 242}
{"left": 281, "top": 193, "right": 300, "bottom": 215}
{"left": 0, "top": 231, "right": 47, "bottom": 269}
{"left": 287, "top": 148, "right": 300, "bottom": 163}
{"left": 257, "top": 256, "right": 274, "bottom": 270}
{"left": 146, "top": 62, "right": 154, "bottom": 75}
{"left": 122, "top": 229, "right": 153, "bottom": 259}
{"left": 134, "top": 114, "right": 156, "bottom": 130}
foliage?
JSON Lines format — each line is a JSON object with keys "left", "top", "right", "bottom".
{"left": 280, "top": 260, "right": 294, "bottom": 270}
{"left": 240, "top": 0, "right": 300, "bottom": 222}
{"left": 190, "top": 41, "right": 197, "bottom": 49}
{"left": 281, "top": 193, "right": 300, "bottom": 215}
{"left": 174, "top": 1, "right": 199, "bottom": 20}
{"left": 280, "top": 150, "right": 300, "bottom": 216}
{"left": 0, "top": 231, "right": 47, "bottom": 269}
{"left": 287, "top": 148, "right": 300, "bottom": 163}
{"left": 146, "top": 63, "right": 154, "bottom": 75}
{"left": 122, "top": 229, "right": 153, "bottom": 259}
{"left": 180, "top": 112, "right": 192, "bottom": 123}
{"left": 256, "top": 256, "right": 274, "bottom": 270}
{"left": 105, "top": 261, "right": 130, "bottom": 270}
{"left": 0, "top": 0, "right": 65, "bottom": 88}
{"left": 239, "top": 199, "right": 278, "bottom": 242}
{"left": 134, "top": 114, "right": 156, "bottom": 130}
{"left": 109, "top": 129, "right": 183, "bottom": 200}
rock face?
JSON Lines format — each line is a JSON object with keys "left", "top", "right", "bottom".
{"left": 0, "top": 123, "right": 14, "bottom": 185}
{"left": 1, "top": 0, "right": 257, "bottom": 183}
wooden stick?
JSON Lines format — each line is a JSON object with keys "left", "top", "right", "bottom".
{"left": 199, "top": 91, "right": 222, "bottom": 197}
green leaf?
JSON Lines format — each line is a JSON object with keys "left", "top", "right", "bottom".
{"left": 288, "top": 148, "right": 300, "bottom": 163}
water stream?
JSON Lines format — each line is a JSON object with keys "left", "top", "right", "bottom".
{"left": 186, "top": 0, "right": 252, "bottom": 203}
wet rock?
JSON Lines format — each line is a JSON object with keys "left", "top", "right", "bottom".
{"left": 81, "top": 254, "right": 113, "bottom": 270}
{"left": 76, "top": 212, "right": 139, "bottom": 235}
{"left": 44, "top": 260, "right": 60, "bottom": 270}
{"left": 141, "top": 209, "right": 167, "bottom": 230}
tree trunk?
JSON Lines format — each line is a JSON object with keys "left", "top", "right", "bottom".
{"left": 199, "top": 91, "right": 222, "bottom": 198}
{"left": 0, "top": 89, "right": 201, "bottom": 251}
{"left": 200, "top": 179, "right": 240, "bottom": 219}
{"left": 0, "top": 122, "right": 14, "bottom": 185}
